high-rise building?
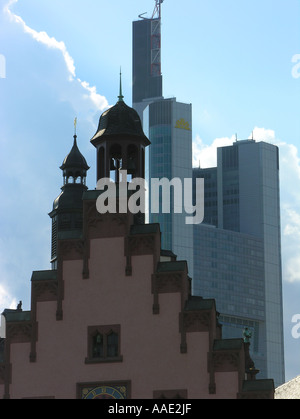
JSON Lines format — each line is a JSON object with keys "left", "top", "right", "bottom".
{"left": 133, "top": 1, "right": 283, "bottom": 387}
{"left": 132, "top": 2, "right": 194, "bottom": 277}
{"left": 132, "top": 1, "right": 163, "bottom": 121}
{"left": 144, "top": 98, "right": 193, "bottom": 278}
{"left": 193, "top": 139, "right": 285, "bottom": 386}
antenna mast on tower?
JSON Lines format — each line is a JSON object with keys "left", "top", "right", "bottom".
{"left": 152, "top": 0, "right": 164, "bottom": 19}
{"left": 150, "top": 0, "right": 164, "bottom": 77}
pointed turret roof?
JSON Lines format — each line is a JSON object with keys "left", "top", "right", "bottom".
{"left": 60, "top": 135, "right": 89, "bottom": 174}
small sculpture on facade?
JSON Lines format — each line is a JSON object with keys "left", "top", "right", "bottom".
{"left": 243, "top": 327, "right": 252, "bottom": 343}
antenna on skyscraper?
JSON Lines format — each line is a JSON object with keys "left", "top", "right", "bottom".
{"left": 138, "top": 12, "right": 148, "bottom": 20}
{"left": 152, "top": 0, "right": 164, "bottom": 19}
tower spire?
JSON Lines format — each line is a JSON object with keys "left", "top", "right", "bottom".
{"left": 74, "top": 117, "right": 77, "bottom": 137}
{"left": 118, "top": 68, "right": 124, "bottom": 102}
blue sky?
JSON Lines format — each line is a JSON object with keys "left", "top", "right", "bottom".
{"left": 0, "top": 0, "right": 299, "bottom": 383}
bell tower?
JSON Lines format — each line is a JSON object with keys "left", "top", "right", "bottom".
{"left": 49, "top": 131, "right": 89, "bottom": 269}
{"left": 90, "top": 73, "right": 150, "bottom": 184}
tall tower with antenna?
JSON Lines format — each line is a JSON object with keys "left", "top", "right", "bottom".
{"left": 152, "top": 0, "right": 164, "bottom": 19}
{"left": 132, "top": 0, "right": 164, "bottom": 120}
{"left": 132, "top": 0, "right": 194, "bottom": 280}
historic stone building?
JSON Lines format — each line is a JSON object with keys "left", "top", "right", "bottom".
{"left": 0, "top": 92, "right": 274, "bottom": 399}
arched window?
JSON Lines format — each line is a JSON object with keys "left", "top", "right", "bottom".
{"left": 86, "top": 325, "right": 122, "bottom": 364}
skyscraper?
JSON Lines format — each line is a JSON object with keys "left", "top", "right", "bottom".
{"left": 132, "top": 1, "right": 283, "bottom": 386}
{"left": 144, "top": 98, "right": 193, "bottom": 277}
{"left": 193, "top": 139, "right": 285, "bottom": 386}
{"left": 132, "top": 1, "right": 194, "bottom": 277}
{"left": 132, "top": 1, "right": 163, "bottom": 122}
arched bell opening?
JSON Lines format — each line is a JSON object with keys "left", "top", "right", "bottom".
{"left": 109, "top": 143, "right": 122, "bottom": 183}
{"left": 97, "top": 146, "right": 105, "bottom": 181}
{"left": 127, "top": 144, "right": 138, "bottom": 181}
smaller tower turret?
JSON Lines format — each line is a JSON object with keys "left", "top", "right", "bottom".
{"left": 49, "top": 131, "right": 89, "bottom": 269}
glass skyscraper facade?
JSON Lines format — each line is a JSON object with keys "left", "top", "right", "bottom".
{"left": 193, "top": 140, "right": 285, "bottom": 386}
{"left": 144, "top": 98, "right": 193, "bottom": 277}
{"left": 133, "top": 12, "right": 193, "bottom": 278}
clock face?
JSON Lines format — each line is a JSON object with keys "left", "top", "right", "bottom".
{"left": 83, "top": 385, "right": 126, "bottom": 399}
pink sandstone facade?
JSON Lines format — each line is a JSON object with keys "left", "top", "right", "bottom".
{"left": 0, "top": 205, "right": 274, "bottom": 399}
{"left": 0, "top": 96, "right": 274, "bottom": 399}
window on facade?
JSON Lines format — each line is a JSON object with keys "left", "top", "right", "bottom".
{"left": 92, "top": 332, "right": 104, "bottom": 358}
{"left": 86, "top": 325, "right": 122, "bottom": 364}
{"left": 107, "top": 332, "right": 119, "bottom": 357}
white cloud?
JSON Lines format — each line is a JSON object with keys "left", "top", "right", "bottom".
{"left": 284, "top": 207, "right": 300, "bottom": 237}
{"left": 282, "top": 203, "right": 300, "bottom": 283}
{"left": 285, "top": 257, "right": 300, "bottom": 284}
{"left": 0, "top": 284, "right": 16, "bottom": 312}
{"left": 77, "top": 78, "right": 109, "bottom": 114}
{"left": 192, "top": 134, "right": 234, "bottom": 168}
{"left": 4, "top": 0, "right": 108, "bottom": 111}
{"left": 249, "top": 126, "right": 276, "bottom": 143}
{"left": 192, "top": 125, "right": 279, "bottom": 169}
{"left": 265, "top": 132, "right": 300, "bottom": 283}
{"left": 4, "top": 0, "right": 75, "bottom": 78}
{"left": 0, "top": 282, "right": 17, "bottom": 337}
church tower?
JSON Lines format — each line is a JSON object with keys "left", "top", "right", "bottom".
{"left": 49, "top": 132, "right": 89, "bottom": 269}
